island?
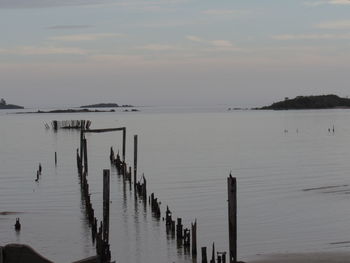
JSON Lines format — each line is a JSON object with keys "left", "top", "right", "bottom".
{"left": 0, "top": 98, "right": 24, "bottom": 109}
{"left": 80, "top": 103, "right": 133, "bottom": 108}
{"left": 16, "top": 109, "right": 115, "bottom": 114}
{"left": 260, "top": 94, "right": 350, "bottom": 110}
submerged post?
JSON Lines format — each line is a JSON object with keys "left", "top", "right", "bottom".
{"left": 211, "top": 242, "right": 215, "bottom": 263}
{"left": 134, "top": 135, "right": 138, "bottom": 187}
{"left": 122, "top": 128, "right": 126, "bottom": 163}
{"left": 83, "top": 138, "right": 88, "bottom": 174}
{"left": 202, "top": 247, "right": 208, "bottom": 263}
{"left": 80, "top": 130, "right": 84, "bottom": 171}
{"left": 103, "top": 169, "right": 110, "bottom": 244}
{"left": 192, "top": 219, "right": 197, "bottom": 256}
{"left": 54, "top": 152, "right": 57, "bottom": 166}
{"left": 227, "top": 175, "right": 237, "bottom": 263}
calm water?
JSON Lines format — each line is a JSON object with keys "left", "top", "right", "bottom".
{"left": 1, "top": 107, "right": 350, "bottom": 262}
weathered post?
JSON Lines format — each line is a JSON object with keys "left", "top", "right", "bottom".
{"left": 83, "top": 138, "right": 88, "bottom": 174}
{"left": 80, "top": 130, "right": 84, "bottom": 171}
{"left": 102, "top": 169, "right": 111, "bottom": 263}
{"left": 176, "top": 218, "right": 183, "bottom": 240}
{"left": 0, "top": 245, "right": 3, "bottom": 263}
{"left": 191, "top": 219, "right": 197, "bottom": 256}
{"left": 122, "top": 127, "right": 126, "bottom": 163}
{"left": 134, "top": 135, "right": 138, "bottom": 188}
{"left": 110, "top": 147, "right": 114, "bottom": 162}
{"left": 53, "top": 120, "right": 58, "bottom": 131}
{"left": 103, "top": 169, "right": 110, "bottom": 244}
{"left": 211, "top": 242, "right": 215, "bottom": 263}
{"left": 54, "top": 152, "right": 57, "bottom": 166}
{"left": 202, "top": 247, "right": 208, "bottom": 263}
{"left": 228, "top": 175, "right": 237, "bottom": 263}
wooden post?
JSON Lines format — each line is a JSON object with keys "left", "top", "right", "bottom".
{"left": 83, "top": 138, "right": 88, "bottom": 174}
{"left": 122, "top": 127, "right": 126, "bottom": 163}
{"left": 191, "top": 219, "right": 197, "bottom": 256}
{"left": 54, "top": 152, "right": 57, "bottom": 166}
{"left": 211, "top": 242, "right": 215, "bottom": 263}
{"left": 80, "top": 130, "right": 84, "bottom": 170}
{"left": 219, "top": 252, "right": 226, "bottom": 263}
{"left": 176, "top": 218, "right": 183, "bottom": 240}
{"left": 103, "top": 169, "right": 110, "bottom": 244}
{"left": 227, "top": 175, "right": 237, "bottom": 263}
{"left": 134, "top": 135, "right": 138, "bottom": 187}
{"left": 202, "top": 247, "right": 208, "bottom": 263}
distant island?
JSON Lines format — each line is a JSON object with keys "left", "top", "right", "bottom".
{"left": 0, "top": 98, "right": 24, "bottom": 109}
{"left": 80, "top": 103, "right": 133, "bottom": 108}
{"left": 260, "top": 94, "right": 350, "bottom": 110}
{"left": 16, "top": 109, "right": 115, "bottom": 114}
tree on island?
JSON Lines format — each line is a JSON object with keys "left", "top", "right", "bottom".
{"left": 0, "top": 98, "right": 6, "bottom": 105}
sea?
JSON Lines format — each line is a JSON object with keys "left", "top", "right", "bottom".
{"left": 1, "top": 106, "right": 350, "bottom": 263}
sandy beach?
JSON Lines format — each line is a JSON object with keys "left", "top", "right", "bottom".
{"left": 250, "top": 252, "right": 350, "bottom": 263}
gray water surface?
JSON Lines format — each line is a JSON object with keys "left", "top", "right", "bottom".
{"left": 1, "top": 107, "right": 350, "bottom": 262}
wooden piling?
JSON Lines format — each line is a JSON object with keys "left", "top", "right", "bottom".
{"left": 83, "top": 138, "right": 88, "bottom": 174}
{"left": 227, "top": 175, "right": 237, "bottom": 263}
{"left": 184, "top": 228, "right": 190, "bottom": 247}
{"left": 122, "top": 127, "right": 126, "bottom": 163}
{"left": 54, "top": 152, "right": 57, "bottom": 166}
{"left": 202, "top": 247, "right": 208, "bottom": 263}
{"left": 134, "top": 135, "right": 138, "bottom": 187}
{"left": 211, "top": 242, "right": 215, "bottom": 263}
{"left": 103, "top": 169, "right": 110, "bottom": 244}
{"left": 191, "top": 219, "right": 197, "bottom": 256}
{"left": 80, "top": 130, "right": 84, "bottom": 171}
{"left": 176, "top": 218, "right": 183, "bottom": 240}
{"left": 110, "top": 147, "right": 114, "bottom": 162}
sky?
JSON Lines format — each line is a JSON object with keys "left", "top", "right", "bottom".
{"left": 0, "top": 0, "right": 350, "bottom": 108}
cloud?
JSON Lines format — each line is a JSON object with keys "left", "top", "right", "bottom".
{"left": 47, "top": 25, "right": 93, "bottom": 30}
{"left": 186, "top": 35, "right": 241, "bottom": 51}
{"left": 0, "top": 46, "right": 87, "bottom": 55}
{"left": 201, "top": 9, "right": 249, "bottom": 16}
{"left": 136, "top": 44, "right": 181, "bottom": 51}
{"left": 304, "top": 0, "right": 350, "bottom": 6}
{"left": 186, "top": 35, "right": 203, "bottom": 42}
{"left": 49, "top": 33, "right": 123, "bottom": 42}
{"left": 210, "top": 40, "right": 233, "bottom": 48}
{"left": 273, "top": 33, "right": 350, "bottom": 40}
{"left": 316, "top": 20, "right": 350, "bottom": 29}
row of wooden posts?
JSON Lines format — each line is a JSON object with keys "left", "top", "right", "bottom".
{"left": 107, "top": 130, "right": 239, "bottom": 263}
{"left": 76, "top": 130, "right": 112, "bottom": 263}
{"left": 52, "top": 120, "right": 91, "bottom": 131}
{"left": 75, "top": 124, "right": 239, "bottom": 263}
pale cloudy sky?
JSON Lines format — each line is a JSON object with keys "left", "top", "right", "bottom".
{"left": 0, "top": 0, "right": 349, "bottom": 107}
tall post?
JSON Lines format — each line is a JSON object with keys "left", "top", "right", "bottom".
{"left": 211, "top": 242, "right": 215, "bottom": 263}
{"left": 54, "top": 152, "right": 57, "bottom": 166}
{"left": 122, "top": 128, "right": 126, "bottom": 163}
{"left": 134, "top": 135, "right": 138, "bottom": 187}
{"left": 227, "top": 175, "right": 237, "bottom": 263}
{"left": 191, "top": 219, "right": 197, "bottom": 256}
{"left": 83, "top": 138, "right": 88, "bottom": 174}
{"left": 103, "top": 169, "right": 110, "bottom": 243}
{"left": 80, "top": 130, "right": 84, "bottom": 171}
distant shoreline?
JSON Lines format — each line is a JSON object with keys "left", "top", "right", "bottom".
{"left": 15, "top": 108, "right": 116, "bottom": 114}
{"left": 80, "top": 103, "right": 133, "bottom": 108}
{"left": 258, "top": 94, "right": 350, "bottom": 110}
{"left": 0, "top": 104, "right": 24, "bottom": 110}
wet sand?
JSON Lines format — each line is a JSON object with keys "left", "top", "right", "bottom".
{"left": 250, "top": 252, "right": 350, "bottom": 263}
